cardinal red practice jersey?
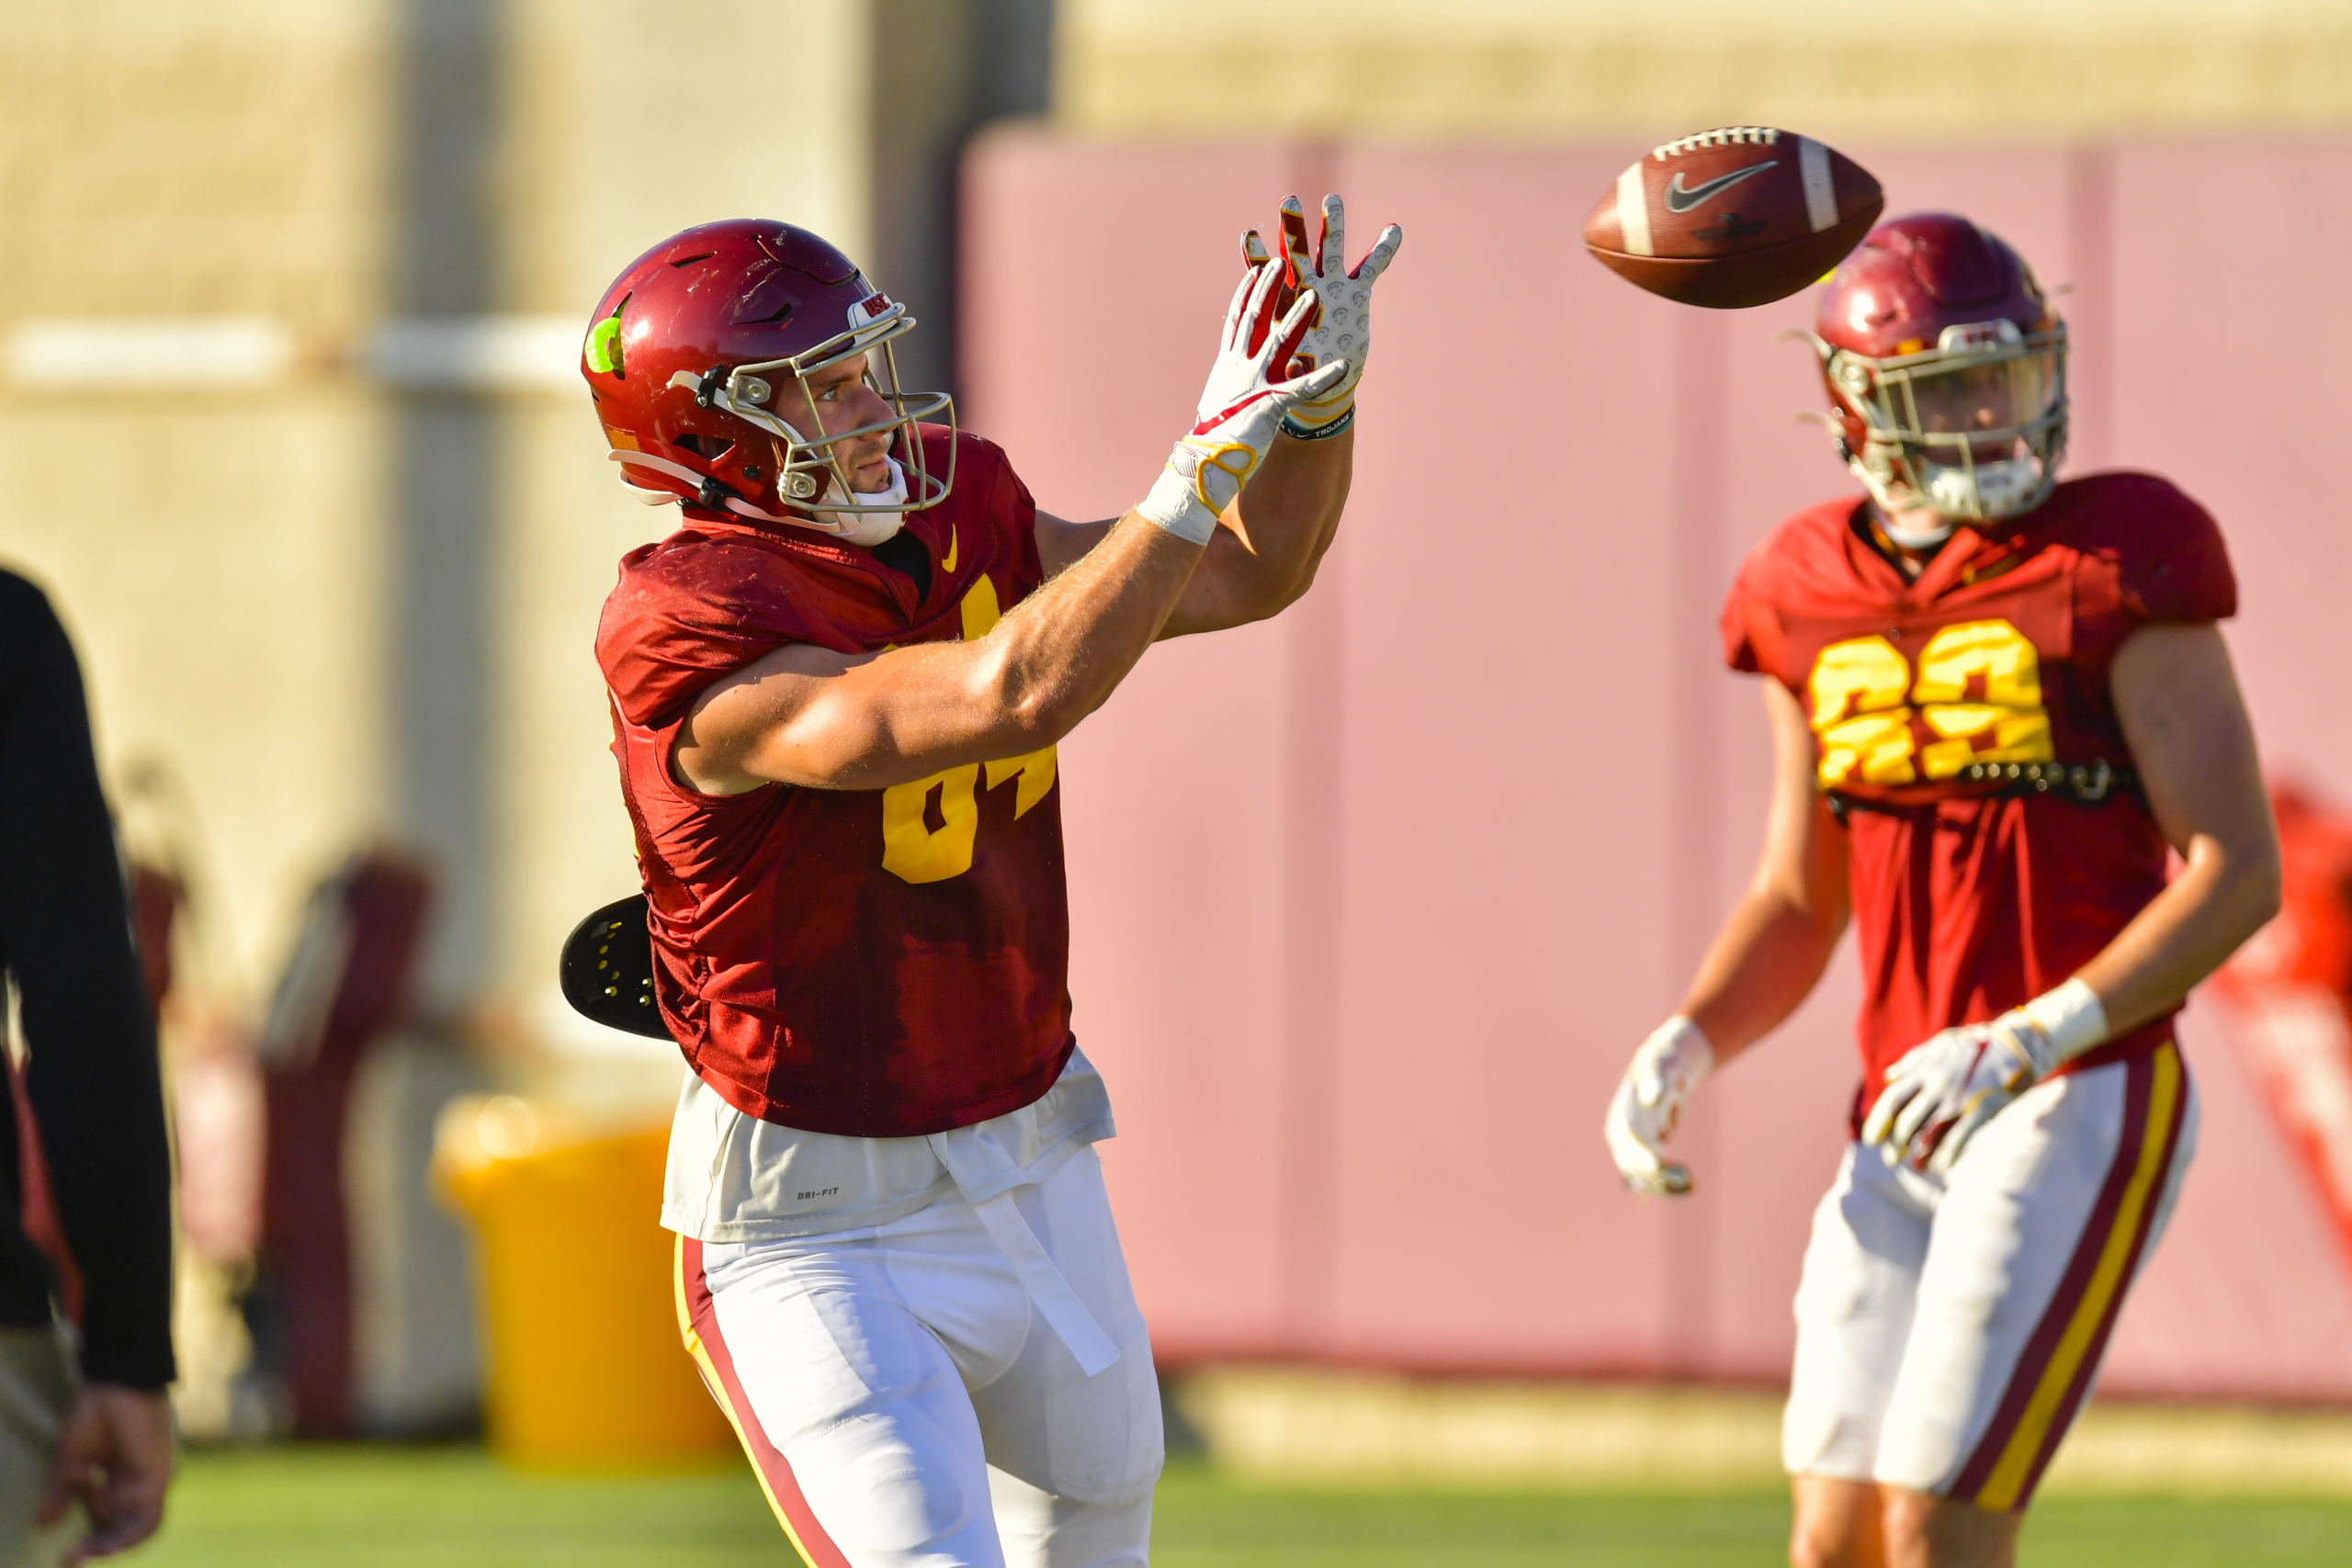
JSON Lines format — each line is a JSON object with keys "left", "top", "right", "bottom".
{"left": 1720, "top": 472, "right": 2236, "bottom": 1118}
{"left": 597, "top": 427, "right": 1073, "bottom": 1137}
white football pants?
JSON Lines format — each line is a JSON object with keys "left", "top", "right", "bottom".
{"left": 675, "top": 1146, "right": 1162, "bottom": 1568}
{"left": 1782, "top": 1043, "right": 2198, "bottom": 1510}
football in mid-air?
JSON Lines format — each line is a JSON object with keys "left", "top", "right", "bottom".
{"left": 1584, "top": 128, "right": 1883, "bottom": 309}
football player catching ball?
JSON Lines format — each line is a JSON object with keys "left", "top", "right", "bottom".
{"left": 583, "top": 199, "right": 1398, "bottom": 1568}
{"left": 1603, "top": 213, "right": 2278, "bottom": 1568}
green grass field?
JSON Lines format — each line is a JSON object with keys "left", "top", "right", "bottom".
{"left": 119, "top": 1446, "right": 2352, "bottom": 1566}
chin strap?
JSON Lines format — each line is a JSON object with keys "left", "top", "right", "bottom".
{"left": 722, "top": 458, "right": 909, "bottom": 547}
{"left": 1850, "top": 449, "right": 2052, "bottom": 535}
{"left": 608, "top": 448, "right": 910, "bottom": 547}
{"left": 1855, "top": 485, "right": 1958, "bottom": 551}
{"left": 818, "top": 459, "right": 910, "bottom": 533}
{"left": 1880, "top": 511, "right": 1958, "bottom": 550}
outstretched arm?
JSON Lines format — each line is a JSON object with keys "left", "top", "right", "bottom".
{"left": 1033, "top": 423, "right": 1352, "bottom": 637}
{"left": 1603, "top": 680, "right": 1849, "bottom": 1194}
{"left": 677, "top": 263, "right": 1342, "bottom": 795}
{"left": 1035, "top": 194, "right": 1399, "bottom": 637}
{"left": 680, "top": 516, "right": 1204, "bottom": 793}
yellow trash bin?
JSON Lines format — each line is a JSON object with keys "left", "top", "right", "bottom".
{"left": 436, "top": 1097, "right": 735, "bottom": 1471}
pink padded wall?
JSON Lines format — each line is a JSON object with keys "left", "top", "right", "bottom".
{"left": 960, "top": 128, "right": 2352, "bottom": 1397}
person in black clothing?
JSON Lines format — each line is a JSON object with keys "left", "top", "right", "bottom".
{"left": 0, "top": 570, "right": 175, "bottom": 1562}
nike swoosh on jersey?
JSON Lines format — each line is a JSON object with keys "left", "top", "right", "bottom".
{"left": 941, "top": 525, "right": 958, "bottom": 572}
{"left": 1663, "top": 161, "right": 1779, "bottom": 214}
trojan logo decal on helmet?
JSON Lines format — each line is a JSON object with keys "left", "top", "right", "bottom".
{"left": 1798, "top": 212, "right": 2067, "bottom": 534}
{"left": 578, "top": 220, "right": 954, "bottom": 547}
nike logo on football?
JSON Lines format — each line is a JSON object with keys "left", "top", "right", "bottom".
{"left": 1664, "top": 161, "right": 1779, "bottom": 213}
{"left": 941, "top": 525, "right": 958, "bottom": 572}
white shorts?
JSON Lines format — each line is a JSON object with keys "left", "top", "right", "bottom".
{"left": 1782, "top": 1043, "right": 2197, "bottom": 1511}
{"left": 673, "top": 1146, "right": 1161, "bottom": 1568}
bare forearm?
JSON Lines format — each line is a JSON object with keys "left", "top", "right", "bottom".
{"left": 978, "top": 512, "right": 1203, "bottom": 739}
{"left": 2076, "top": 621, "right": 2281, "bottom": 1039}
{"left": 1276, "top": 428, "right": 1351, "bottom": 596}
{"left": 1242, "top": 424, "right": 1351, "bottom": 592}
{"left": 2075, "top": 832, "right": 2280, "bottom": 1036}
{"left": 762, "top": 513, "right": 1200, "bottom": 786}
{"left": 1679, "top": 891, "right": 1849, "bottom": 1066}
{"left": 1163, "top": 426, "right": 1351, "bottom": 636}
{"left": 1669, "top": 684, "right": 1853, "bottom": 1064}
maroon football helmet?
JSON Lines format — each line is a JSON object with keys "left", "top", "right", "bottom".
{"left": 579, "top": 220, "right": 952, "bottom": 540}
{"left": 1804, "top": 212, "right": 2067, "bottom": 525}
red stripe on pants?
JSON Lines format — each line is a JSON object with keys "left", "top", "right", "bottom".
{"left": 677, "top": 1236, "right": 856, "bottom": 1568}
{"left": 1948, "top": 1046, "right": 2188, "bottom": 1508}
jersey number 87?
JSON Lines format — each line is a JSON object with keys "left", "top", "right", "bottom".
{"left": 879, "top": 575, "right": 1057, "bottom": 884}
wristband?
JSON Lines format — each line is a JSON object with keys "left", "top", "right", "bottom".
{"left": 1280, "top": 405, "right": 1355, "bottom": 441}
{"left": 2017, "top": 977, "right": 2108, "bottom": 1063}
{"left": 1991, "top": 977, "right": 2109, "bottom": 1086}
{"left": 1634, "top": 1015, "right": 1714, "bottom": 1099}
{"left": 1655, "top": 1015, "right": 1715, "bottom": 1082}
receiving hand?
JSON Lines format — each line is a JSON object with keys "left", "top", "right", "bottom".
{"left": 1240, "top": 194, "right": 1403, "bottom": 432}
{"left": 1135, "top": 258, "right": 1345, "bottom": 544}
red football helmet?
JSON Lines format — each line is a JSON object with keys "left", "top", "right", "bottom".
{"left": 1804, "top": 212, "right": 2066, "bottom": 525}
{"left": 579, "top": 220, "right": 952, "bottom": 540}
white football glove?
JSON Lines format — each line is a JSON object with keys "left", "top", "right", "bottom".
{"left": 1136, "top": 259, "right": 1344, "bottom": 545}
{"left": 1242, "top": 194, "right": 1403, "bottom": 433}
{"left": 1603, "top": 1017, "right": 1715, "bottom": 1197}
{"left": 1862, "top": 978, "right": 2109, "bottom": 1175}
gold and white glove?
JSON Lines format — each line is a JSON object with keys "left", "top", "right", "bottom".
{"left": 1135, "top": 257, "right": 1343, "bottom": 544}
{"left": 1863, "top": 978, "right": 2109, "bottom": 1175}
{"left": 1603, "top": 1017, "right": 1715, "bottom": 1197}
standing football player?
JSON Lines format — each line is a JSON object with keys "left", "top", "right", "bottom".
{"left": 1601, "top": 213, "right": 2278, "bottom": 1568}
{"left": 585, "top": 200, "right": 1398, "bottom": 1568}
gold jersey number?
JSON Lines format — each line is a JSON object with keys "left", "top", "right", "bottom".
{"left": 878, "top": 576, "right": 1058, "bottom": 884}
{"left": 1808, "top": 618, "right": 2053, "bottom": 788}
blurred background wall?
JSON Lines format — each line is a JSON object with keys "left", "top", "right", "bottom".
{"left": 1061, "top": 0, "right": 2352, "bottom": 141}
{"left": 3, "top": 0, "right": 2350, "bottom": 1437}
{"left": 980, "top": 133, "right": 2352, "bottom": 1399}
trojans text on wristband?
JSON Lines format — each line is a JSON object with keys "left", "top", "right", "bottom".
{"left": 1280, "top": 405, "right": 1354, "bottom": 441}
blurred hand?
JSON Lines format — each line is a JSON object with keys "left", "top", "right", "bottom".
{"left": 1603, "top": 1017, "right": 1715, "bottom": 1196}
{"left": 1863, "top": 980, "right": 2107, "bottom": 1174}
{"left": 38, "top": 1383, "right": 173, "bottom": 1563}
